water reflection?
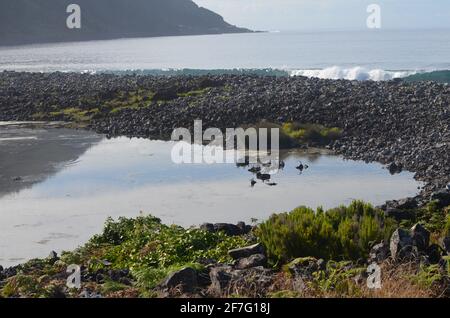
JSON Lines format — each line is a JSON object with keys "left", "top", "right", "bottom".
{"left": 0, "top": 123, "right": 102, "bottom": 197}
{"left": 0, "top": 133, "right": 422, "bottom": 267}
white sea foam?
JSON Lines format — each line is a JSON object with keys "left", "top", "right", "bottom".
{"left": 290, "top": 66, "right": 417, "bottom": 81}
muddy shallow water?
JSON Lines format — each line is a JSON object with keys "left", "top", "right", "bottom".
{"left": 0, "top": 124, "right": 423, "bottom": 266}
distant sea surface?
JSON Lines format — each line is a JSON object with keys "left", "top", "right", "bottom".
{"left": 0, "top": 29, "right": 449, "bottom": 82}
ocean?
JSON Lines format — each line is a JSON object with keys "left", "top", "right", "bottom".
{"left": 0, "top": 29, "right": 449, "bottom": 82}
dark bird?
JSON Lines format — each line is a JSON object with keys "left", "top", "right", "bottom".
{"left": 256, "top": 172, "right": 271, "bottom": 183}
{"left": 296, "top": 161, "right": 304, "bottom": 171}
{"left": 248, "top": 166, "right": 261, "bottom": 174}
{"left": 250, "top": 179, "right": 257, "bottom": 187}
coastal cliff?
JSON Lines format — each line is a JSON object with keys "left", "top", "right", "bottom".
{"left": 0, "top": 0, "right": 251, "bottom": 46}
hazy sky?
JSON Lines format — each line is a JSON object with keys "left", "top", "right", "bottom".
{"left": 193, "top": 0, "right": 450, "bottom": 31}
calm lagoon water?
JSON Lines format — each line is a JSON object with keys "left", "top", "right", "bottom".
{"left": 0, "top": 126, "right": 423, "bottom": 266}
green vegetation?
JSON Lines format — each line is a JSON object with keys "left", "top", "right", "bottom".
{"left": 242, "top": 121, "right": 343, "bottom": 149}
{"left": 49, "top": 107, "right": 99, "bottom": 122}
{"left": 444, "top": 212, "right": 450, "bottom": 237}
{"left": 256, "top": 201, "right": 396, "bottom": 263}
{"left": 310, "top": 261, "right": 366, "bottom": 297}
{"left": 177, "top": 87, "right": 210, "bottom": 98}
{"left": 282, "top": 122, "right": 343, "bottom": 145}
{"left": 104, "top": 90, "right": 155, "bottom": 114}
{"left": 87, "top": 215, "right": 250, "bottom": 269}
{"left": 410, "top": 263, "right": 447, "bottom": 289}
{"left": 58, "top": 215, "right": 250, "bottom": 294}
{"left": 410, "top": 201, "right": 450, "bottom": 236}
{"left": 1, "top": 202, "right": 448, "bottom": 298}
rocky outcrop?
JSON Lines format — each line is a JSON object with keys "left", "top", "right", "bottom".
{"left": 200, "top": 222, "right": 253, "bottom": 236}
{"left": 228, "top": 243, "right": 264, "bottom": 260}
{"left": 161, "top": 267, "right": 198, "bottom": 292}
{"left": 369, "top": 242, "right": 390, "bottom": 263}
{"left": 389, "top": 224, "right": 447, "bottom": 265}
{"left": 390, "top": 228, "right": 415, "bottom": 260}
{"left": 235, "top": 254, "right": 267, "bottom": 270}
{"left": 431, "top": 189, "right": 450, "bottom": 208}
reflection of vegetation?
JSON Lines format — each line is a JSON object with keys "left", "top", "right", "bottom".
{"left": 257, "top": 201, "right": 396, "bottom": 263}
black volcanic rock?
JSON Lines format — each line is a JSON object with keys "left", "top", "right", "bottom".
{"left": 0, "top": 72, "right": 448, "bottom": 201}
{"left": 0, "top": 0, "right": 251, "bottom": 46}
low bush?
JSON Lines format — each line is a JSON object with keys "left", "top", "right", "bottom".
{"left": 282, "top": 122, "right": 342, "bottom": 145}
{"left": 256, "top": 201, "right": 396, "bottom": 264}
{"left": 88, "top": 215, "right": 250, "bottom": 270}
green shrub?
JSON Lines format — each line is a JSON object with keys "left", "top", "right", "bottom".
{"left": 282, "top": 122, "right": 342, "bottom": 145}
{"left": 2, "top": 275, "right": 43, "bottom": 298}
{"left": 310, "top": 261, "right": 365, "bottom": 297}
{"left": 410, "top": 264, "right": 445, "bottom": 289}
{"left": 256, "top": 201, "right": 396, "bottom": 263}
{"left": 88, "top": 214, "right": 250, "bottom": 270}
{"left": 417, "top": 201, "right": 447, "bottom": 234}
{"left": 444, "top": 213, "right": 450, "bottom": 237}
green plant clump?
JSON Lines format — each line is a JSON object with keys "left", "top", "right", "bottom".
{"left": 282, "top": 122, "right": 342, "bottom": 145}
{"left": 256, "top": 201, "right": 396, "bottom": 264}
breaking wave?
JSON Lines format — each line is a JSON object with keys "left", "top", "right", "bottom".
{"left": 290, "top": 66, "right": 417, "bottom": 81}
{"left": 98, "top": 67, "right": 450, "bottom": 83}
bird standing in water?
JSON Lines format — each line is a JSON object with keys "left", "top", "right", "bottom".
{"left": 256, "top": 172, "right": 271, "bottom": 183}
{"left": 296, "top": 161, "right": 309, "bottom": 172}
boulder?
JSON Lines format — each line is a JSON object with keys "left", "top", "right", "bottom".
{"left": 235, "top": 254, "right": 267, "bottom": 270}
{"left": 384, "top": 208, "right": 415, "bottom": 221}
{"left": 430, "top": 189, "right": 450, "bottom": 208}
{"left": 410, "top": 223, "right": 430, "bottom": 251}
{"left": 396, "top": 197, "right": 419, "bottom": 209}
{"left": 385, "top": 197, "right": 418, "bottom": 210}
{"left": 369, "top": 242, "right": 390, "bottom": 263}
{"left": 79, "top": 290, "right": 103, "bottom": 298}
{"left": 228, "top": 243, "right": 264, "bottom": 260}
{"left": 162, "top": 267, "right": 198, "bottom": 292}
{"left": 200, "top": 222, "right": 250, "bottom": 236}
{"left": 426, "top": 244, "right": 443, "bottom": 264}
{"left": 209, "top": 266, "right": 233, "bottom": 296}
{"left": 200, "top": 223, "right": 215, "bottom": 232}
{"left": 236, "top": 221, "right": 253, "bottom": 234}
{"left": 286, "top": 257, "right": 322, "bottom": 279}
{"left": 213, "top": 223, "right": 242, "bottom": 236}
{"left": 388, "top": 162, "right": 403, "bottom": 174}
{"left": 3, "top": 267, "right": 17, "bottom": 278}
{"left": 390, "top": 228, "right": 414, "bottom": 260}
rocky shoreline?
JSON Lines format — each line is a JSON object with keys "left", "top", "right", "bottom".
{"left": 0, "top": 71, "right": 448, "bottom": 203}
{"left": 0, "top": 203, "right": 449, "bottom": 298}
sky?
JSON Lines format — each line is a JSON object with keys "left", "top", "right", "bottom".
{"left": 193, "top": 0, "right": 450, "bottom": 31}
